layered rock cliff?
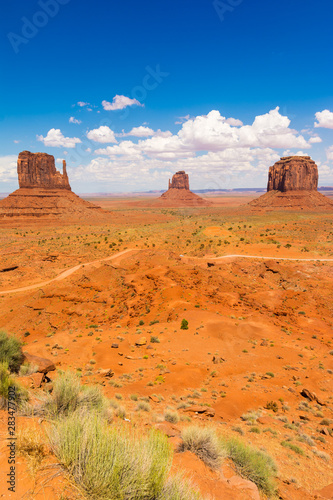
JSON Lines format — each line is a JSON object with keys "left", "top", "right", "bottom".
{"left": 249, "top": 156, "right": 333, "bottom": 211}
{"left": 168, "top": 171, "right": 190, "bottom": 190}
{"left": 17, "top": 151, "right": 71, "bottom": 190}
{"left": 267, "top": 156, "right": 318, "bottom": 192}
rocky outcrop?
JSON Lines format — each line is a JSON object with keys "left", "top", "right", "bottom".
{"left": 0, "top": 151, "right": 107, "bottom": 219}
{"left": 156, "top": 171, "right": 212, "bottom": 207}
{"left": 248, "top": 156, "right": 333, "bottom": 211}
{"left": 18, "top": 151, "right": 71, "bottom": 190}
{"left": 168, "top": 171, "right": 190, "bottom": 190}
{"left": 267, "top": 156, "right": 318, "bottom": 192}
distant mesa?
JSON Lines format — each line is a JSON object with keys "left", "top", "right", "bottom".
{"left": 0, "top": 151, "right": 105, "bottom": 219}
{"left": 156, "top": 171, "right": 212, "bottom": 207}
{"left": 249, "top": 156, "right": 333, "bottom": 211}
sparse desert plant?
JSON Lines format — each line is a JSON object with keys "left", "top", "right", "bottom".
{"left": 281, "top": 441, "right": 305, "bottom": 456}
{"left": 178, "top": 425, "right": 224, "bottom": 469}
{"left": 49, "top": 413, "right": 172, "bottom": 500}
{"left": 150, "top": 336, "right": 160, "bottom": 343}
{"left": 38, "top": 370, "right": 106, "bottom": 417}
{"left": 136, "top": 401, "right": 151, "bottom": 412}
{"left": 222, "top": 436, "right": 277, "bottom": 495}
{"left": 19, "top": 362, "right": 38, "bottom": 376}
{"left": 17, "top": 425, "right": 47, "bottom": 474}
{"left": 231, "top": 426, "right": 244, "bottom": 435}
{"left": 0, "top": 330, "right": 24, "bottom": 372}
{"left": 0, "top": 362, "right": 29, "bottom": 409}
{"left": 164, "top": 410, "right": 179, "bottom": 424}
{"left": 313, "top": 449, "right": 330, "bottom": 461}
{"left": 241, "top": 409, "right": 261, "bottom": 423}
{"left": 158, "top": 474, "right": 202, "bottom": 500}
{"left": 265, "top": 401, "right": 279, "bottom": 413}
{"left": 180, "top": 319, "right": 189, "bottom": 330}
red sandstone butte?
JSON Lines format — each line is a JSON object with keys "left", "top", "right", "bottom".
{"left": 18, "top": 151, "right": 71, "bottom": 190}
{"left": 249, "top": 156, "right": 333, "bottom": 211}
{"left": 156, "top": 171, "right": 211, "bottom": 207}
{"left": 267, "top": 156, "right": 318, "bottom": 192}
{"left": 0, "top": 151, "right": 106, "bottom": 219}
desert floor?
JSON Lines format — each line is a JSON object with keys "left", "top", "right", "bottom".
{"left": 0, "top": 193, "right": 332, "bottom": 499}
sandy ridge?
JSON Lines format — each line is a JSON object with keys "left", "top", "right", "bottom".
{"left": 0, "top": 249, "right": 332, "bottom": 295}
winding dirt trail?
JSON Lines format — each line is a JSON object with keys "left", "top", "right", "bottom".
{"left": 181, "top": 254, "right": 333, "bottom": 262}
{"left": 0, "top": 248, "right": 137, "bottom": 296}
{"left": 0, "top": 249, "right": 332, "bottom": 296}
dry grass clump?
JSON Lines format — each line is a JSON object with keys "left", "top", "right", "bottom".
{"left": 164, "top": 410, "right": 179, "bottom": 423}
{"left": 17, "top": 426, "right": 48, "bottom": 474}
{"left": 0, "top": 330, "right": 24, "bottom": 372}
{"left": 19, "top": 362, "right": 38, "bottom": 376}
{"left": 222, "top": 436, "right": 277, "bottom": 496}
{"left": 159, "top": 474, "right": 202, "bottom": 500}
{"left": 178, "top": 425, "right": 224, "bottom": 470}
{"left": 0, "top": 361, "right": 29, "bottom": 409}
{"left": 36, "top": 370, "right": 107, "bottom": 417}
{"left": 48, "top": 412, "right": 173, "bottom": 500}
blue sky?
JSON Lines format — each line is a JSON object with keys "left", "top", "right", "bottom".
{"left": 1, "top": 0, "right": 333, "bottom": 192}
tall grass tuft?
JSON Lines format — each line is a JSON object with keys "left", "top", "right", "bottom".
{"left": 0, "top": 330, "right": 24, "bottom": 372}
{"left": 48, "top": 412, "right": 173, "bottom": 500}
{"left": 178, "top": 425, "right": 224, "bottom": 470}
{"left": 221, "top": 436, "right": 277, "bottom": 496}
{"left": 158, "top": 474, "right": 202, "bottom": 500}
{"left": 0, "top": 361, "right": 29, "bottom": 409}
{"left": 40, "top": 370, "right": 107, "bottom": 417}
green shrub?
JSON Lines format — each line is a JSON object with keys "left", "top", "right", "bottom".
{"left": 180, "top": 319, "right": 189, "bottom": 330}
{"left": 281, "top": 441, "right": 305, "bottom": 456}
{"left": 179, "top": 425, "right": 223, "bottom": 469}
{"left": 49, "top": 413, "right": 172, "bottom": 500}
{"left": 0, "top": 362, "right": 29, "bottom": 409}
{"left": 222, "top": 436, "right": 277, "bottom": 495}
{"left": 0, "top": 331, "right": 24, "bottom": 372}
{"left": 40, "top": 371, "right": 106, "bottom": 417}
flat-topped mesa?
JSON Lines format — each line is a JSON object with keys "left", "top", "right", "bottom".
{"left": 168, "top": 171, "right": 190, "bottom": 190}
{"left": 17, "top": 151, "right": 71, "bottom": 190}
{"left": 267, "top": 156, "right": 318, "bottom": 192}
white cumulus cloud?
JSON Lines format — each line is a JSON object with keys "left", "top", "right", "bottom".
{"left": 309, "top": 136, "right": 322, "bottom": 144}
{"left": 121, "top": 126, "right": 155, "bottom": 137}
{"left": 0, "top": 155, "right": 18, "bottom": 183}
{"left": 69, "top": 117, "right": 82, "bottom": 124}
{"left": 86, "top": 126, "right": 118, "bottom": 144}
{"left": 77, "top": 101, "right": 90, "bottom": 107}
{"left": 225, "top": 117, "right": 243, "bottom": 126}
{"left": 326, "top": 146, "right": 333, "bottom": 161}
{"left": 102, "top": 95, "right": 144, "bottom": 111}
{"left": 37, "top": 129, "right": 81, "bottom": 148}
{"left": 314, "top": 109, "right": 333, "bottom": 129}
